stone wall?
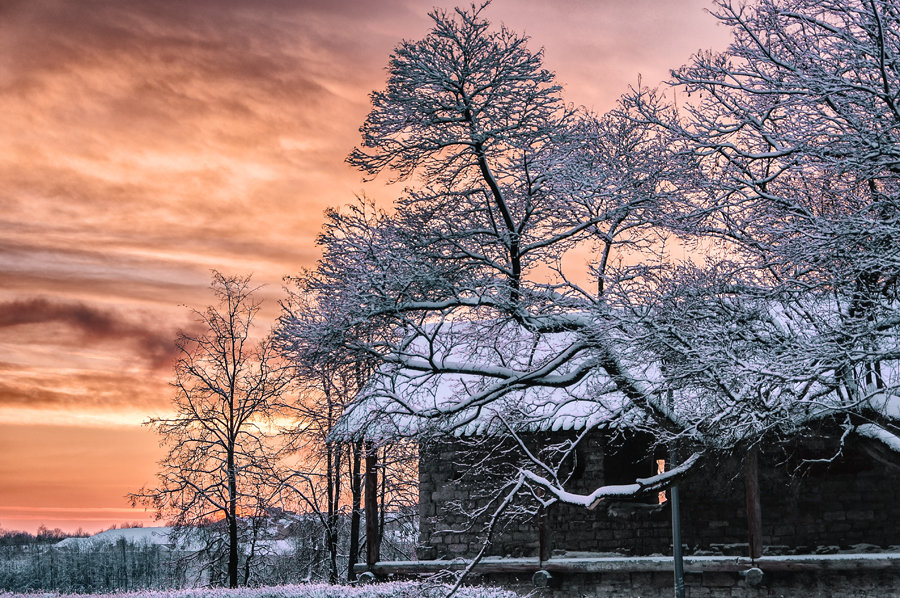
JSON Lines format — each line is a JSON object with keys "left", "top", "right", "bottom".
{"left": 476, "top": 568, "right": 900, "bottom": 598}
{"left": 676, "top": 437, "right": 900, "bottom": 551}
{"left": 418, "top": 436, "right": 543, "bottom": 559}
{"left": 543, "top": 431, "right": 673, "bottom": 555}
{"left": 417, "top": 430, "right": 900, "bottom": 560}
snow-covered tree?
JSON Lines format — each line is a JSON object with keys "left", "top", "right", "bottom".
{"left": 289, "top": 2, "right": 697, "bottom": 525}
{"left": 276, "top": 267, "right": 419, "bottom": 581}
{"left": 277, "top": 7, "right": 900, "bottom": 583}
{"left": 625, "top": 0, "right": 900, "bottom": 454}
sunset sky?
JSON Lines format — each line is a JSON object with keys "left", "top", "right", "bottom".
{"left": 0, "top": 0, "right": 730, "bottom": 534}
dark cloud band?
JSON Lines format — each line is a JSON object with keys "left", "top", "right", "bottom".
{"left": 0, "top": 298, "right": 180, "bottom": 370}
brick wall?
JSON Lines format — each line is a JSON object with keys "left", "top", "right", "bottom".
{"left": 417, "top": 430, "right": 900, "bottom": 560}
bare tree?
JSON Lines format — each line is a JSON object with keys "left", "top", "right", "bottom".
{"left": 133, "top": 272, "right": 290, "bottom": 588}
{"left": 276, "top": 270, "right": 419, "bottom": 581}
{"left": 276, "top": 270, "right": 369, "bottom": 582}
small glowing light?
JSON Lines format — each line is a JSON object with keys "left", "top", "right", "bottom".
{"left": 656, "top": 459, "right": 668, "bottom": 504}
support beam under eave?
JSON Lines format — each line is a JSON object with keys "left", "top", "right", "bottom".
{"left": 365, "top": 442, "right": 380, "bottom": 569}
{"left": 744, "top": 447, "right": 763, "bottom": 562}
{"left": 538, "top": 502, "right": 551, "bottom": 562}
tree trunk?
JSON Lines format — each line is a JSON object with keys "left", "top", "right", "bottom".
{"left": 348, "top": 440, "right": 363, "bottom": 581}
{"left": 227, "top": 447, "right": 239, "bottom": 588}
{"left": 326, "top": 442, "right": 342, "bottom": 584}
{"left": 243, "top": 516, "right": 259, "bottom": 587}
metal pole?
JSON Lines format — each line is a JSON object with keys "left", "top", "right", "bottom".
{"left": 670, "top": 483, "right": 685, "bottom": 598}
{"left": 666, "top": 388, "right": 685, "bottom": 598}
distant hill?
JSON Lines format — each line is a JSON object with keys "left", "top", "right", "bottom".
{"left": 55, "top": 526, "right": 173, "bottom": 548}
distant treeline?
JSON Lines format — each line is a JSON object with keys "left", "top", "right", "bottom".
{"left": 0, "top": 538, "right": 173, "bottom": 594}
{"left": 0, "top": 525, "right": 87, "bottom": 546}
{"left": 0, "top": 512, "right": 416, "bottom": 594}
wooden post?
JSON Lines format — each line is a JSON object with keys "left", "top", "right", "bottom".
{"left": 744, "top": 447, "right": 763, "bottom": 562}
{"left": 365, "top": 442, "right": 380, "bottom": 569}
{"left": 670, "top": 483, "right": 685, "bottom": 598}
{"left": 537, "top": 488, "right": 551, "bottom": 562}
{"left": 667, "top": 391, "right": 685, "bottom": 598}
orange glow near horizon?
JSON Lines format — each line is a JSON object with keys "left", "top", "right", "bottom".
{"left": 0, "top": 0, "right": 730, "bottom": 534}
{"left": 0, "top": 424, "right": 162, "bottom": 533}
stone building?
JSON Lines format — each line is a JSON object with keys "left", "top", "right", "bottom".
{"left": 337, "top": 396, "right": 900, "bottom": 596}
{"left": 417, "top": 427, "right": 900, "bottom": 560}
{"left": 331, "top": 327, "right": 900, "bottom": 596}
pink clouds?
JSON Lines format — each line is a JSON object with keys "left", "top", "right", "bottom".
{"left": 0, "top": 0, "right": 730, "bottom": 532}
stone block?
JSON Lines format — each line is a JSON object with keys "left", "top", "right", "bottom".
{"left": 847, "top": 510, "right": 874, "bottom": 521}
{"left": 702, "top": 572, "right": 735, "bottom": 587}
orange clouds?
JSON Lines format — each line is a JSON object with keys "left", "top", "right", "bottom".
{"left": 0, "top": 0, "right": 730, "bottom": 533}
{"left": 1, "top": 0, "right": 378, "bottom": 297}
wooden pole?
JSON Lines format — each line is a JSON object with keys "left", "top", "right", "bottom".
{"left": 667, "top": 390, "right": 685, "bottom": 598}
{"left": 744, "top": 448, "right": 763, "bottom": 562}
{"left": 365, "top": 442, "right": 380, "bottom": 569}
{"left": 537, "top": 490, "right": 551, "bottom": 562}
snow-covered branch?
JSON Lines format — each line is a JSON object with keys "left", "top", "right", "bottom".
{"left": 519, "top": 452, "right": 702, "bottom": 510}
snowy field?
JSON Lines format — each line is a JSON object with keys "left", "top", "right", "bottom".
{"left": 0, "top": 582, "right": 516, "bottom": 598}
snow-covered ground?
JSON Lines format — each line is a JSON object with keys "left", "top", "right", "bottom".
{"left": 0, "top": 582, "right": 515, "bottom": 598}
{"left": 53, "top": 525, "right": 304, "bottom": 558}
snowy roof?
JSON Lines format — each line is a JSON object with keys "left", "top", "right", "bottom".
{"left": 330, "top": 312, "right": 900, "bottom": 444}
{"left": 330, "top": 320, "right": 649, "bottom": 441}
